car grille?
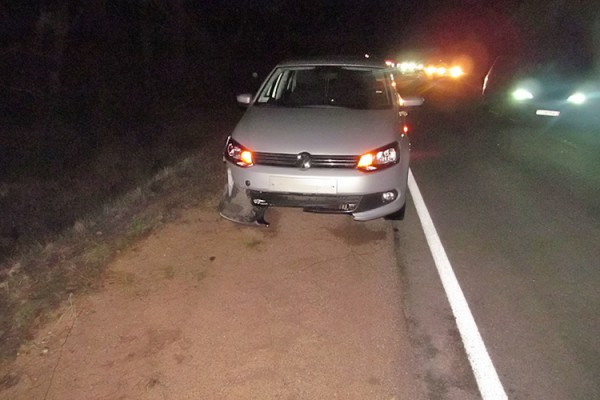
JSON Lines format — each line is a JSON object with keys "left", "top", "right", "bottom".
{"left": 249, "top": 191, "right": 362, "bottom": 213}
{"left": 253, "top": 152, "right": 359, "bottom": 168}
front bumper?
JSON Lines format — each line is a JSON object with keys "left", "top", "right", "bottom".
{"left": 248, "top": 190, "right": 398, "bottom": 213}
{"left": 226, "top": 160, "right": 409, "bottom": 221}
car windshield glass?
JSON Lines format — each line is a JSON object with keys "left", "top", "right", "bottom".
{"left": 255, "top": 66, "right": 394, "bottom": 109}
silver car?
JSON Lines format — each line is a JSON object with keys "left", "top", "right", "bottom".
{"left": 220, "top": 58, "right": 422, "bottom": 225}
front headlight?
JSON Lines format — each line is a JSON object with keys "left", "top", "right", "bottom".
{"left": 357, "top": 142, "right": 399, "bottom": 172}
{"left": 512, "top": 88, "right": 534, "bottom": 101}
{"left": 224, "top": 137, "right": 254, "bottom": 167}
{"left": 567, "top": 92, "right": 586, "bottom": 105}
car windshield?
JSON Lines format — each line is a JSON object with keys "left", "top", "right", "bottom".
{"left": 255, "top": 66, "right": 395, "bottom": 109}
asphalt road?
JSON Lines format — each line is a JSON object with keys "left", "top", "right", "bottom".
{"left": 403, "top": 96, "right": 600, "bottom": 400}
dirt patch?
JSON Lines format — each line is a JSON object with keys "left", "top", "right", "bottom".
{"left": 0, "top": 207, "right": 425, "bottom": 399}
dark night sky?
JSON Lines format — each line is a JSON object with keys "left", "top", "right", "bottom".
{"left": 1, "top": 1, "right": 598, "bottom": 67}
{"left": 1, "top": 0, "right": 598, "bottom": 109}
{"left": 197, "top": 0, "right": 598, "bottom": 75}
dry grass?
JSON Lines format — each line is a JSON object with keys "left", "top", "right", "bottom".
{"left": 0, "top": 105, "right": 240, "bottom": 362}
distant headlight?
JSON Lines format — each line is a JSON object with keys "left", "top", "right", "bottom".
{"left": 357, "top": 142, "right": 399, "bottom": 172}
{"left": 424, "top": 65, "right": 437, "bottom": 75}
{"left": 449, "top": 66, "right": 464, "bottom": 78}
{"left": 512, "top": 88, "right": 534, "bottom": 101}
{"left": 567, "top": 92, "right": 586, "bottom": 105}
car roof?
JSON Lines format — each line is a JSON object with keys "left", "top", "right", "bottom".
{"left": 276, "top": 57, "right": 387, "bottom": 69}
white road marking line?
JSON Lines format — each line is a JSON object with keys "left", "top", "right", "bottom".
{"left": 408, "top": 169, "right": 508, "bottom": 400}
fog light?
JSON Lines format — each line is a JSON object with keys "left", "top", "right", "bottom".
{"left": 382, "top": 191, "right": 397, "bottom": 202}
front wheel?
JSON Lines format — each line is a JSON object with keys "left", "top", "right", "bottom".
{"left": 383, "top": 204, "right": 406, "bottom": 221}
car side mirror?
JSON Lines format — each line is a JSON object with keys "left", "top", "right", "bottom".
{"left": 399, "top": 96, "right": 424, "bottom": 107}
{"left": 236, "top": 93, "right": 253, "bottom": 107}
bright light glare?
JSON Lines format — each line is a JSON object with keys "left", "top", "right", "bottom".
{"left": 423, "top": 63, "right": 465, "bottom": 78}
{"left": 512, "top": 88, "right": 534, "bottom": 101}
{"left": 399, "top": 62, "right": 420, "bottom": 73}
{"left": 424, "top": 65, "right": 437, "bottom": 75}
{"left": 567, "top": 92, "right": 586, "bottom": 105}
{"left": 241, "top": 150, "right": 253, "bottom": 165}
{"left": 357, "top": 153, "right": 374, "bottom": 168}
{"left": 449, "top": 66, "right": 464, "bottom": 78}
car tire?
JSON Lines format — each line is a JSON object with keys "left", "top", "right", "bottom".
{"left": 384, "top": 204, "right": 406, "bottom": 221}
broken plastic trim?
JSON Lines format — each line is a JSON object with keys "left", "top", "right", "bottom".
{"left": 218, "top": 184, "right": 269, "bottom": 227}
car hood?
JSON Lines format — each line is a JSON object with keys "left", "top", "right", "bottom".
{"left": 231, "top": 106, "right": 400, "bottom": 155}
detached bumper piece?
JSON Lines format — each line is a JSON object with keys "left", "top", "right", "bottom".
{"left": 248, "top": 190, "right": 397, "bottom": 214}
{"left": 219, "top": 185, "right": 269, "bottom": 226}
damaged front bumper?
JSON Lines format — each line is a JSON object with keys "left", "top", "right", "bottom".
{"left": 218, "top": 184, "right": 269, "bottom": 226}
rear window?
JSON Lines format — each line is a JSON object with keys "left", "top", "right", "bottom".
{"left": 255, "top": 66, "right": 395, "bottom": 110}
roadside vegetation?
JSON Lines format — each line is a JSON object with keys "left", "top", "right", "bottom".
{"left": 0, "top": 2, "right": 249, "bottom": 364}
{"left": 0, "top": 103, "right": 238, "bottom": 363}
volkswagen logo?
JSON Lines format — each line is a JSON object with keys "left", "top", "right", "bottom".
{"left": 296, "top": 152, "right": 312, "bottom": 170}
